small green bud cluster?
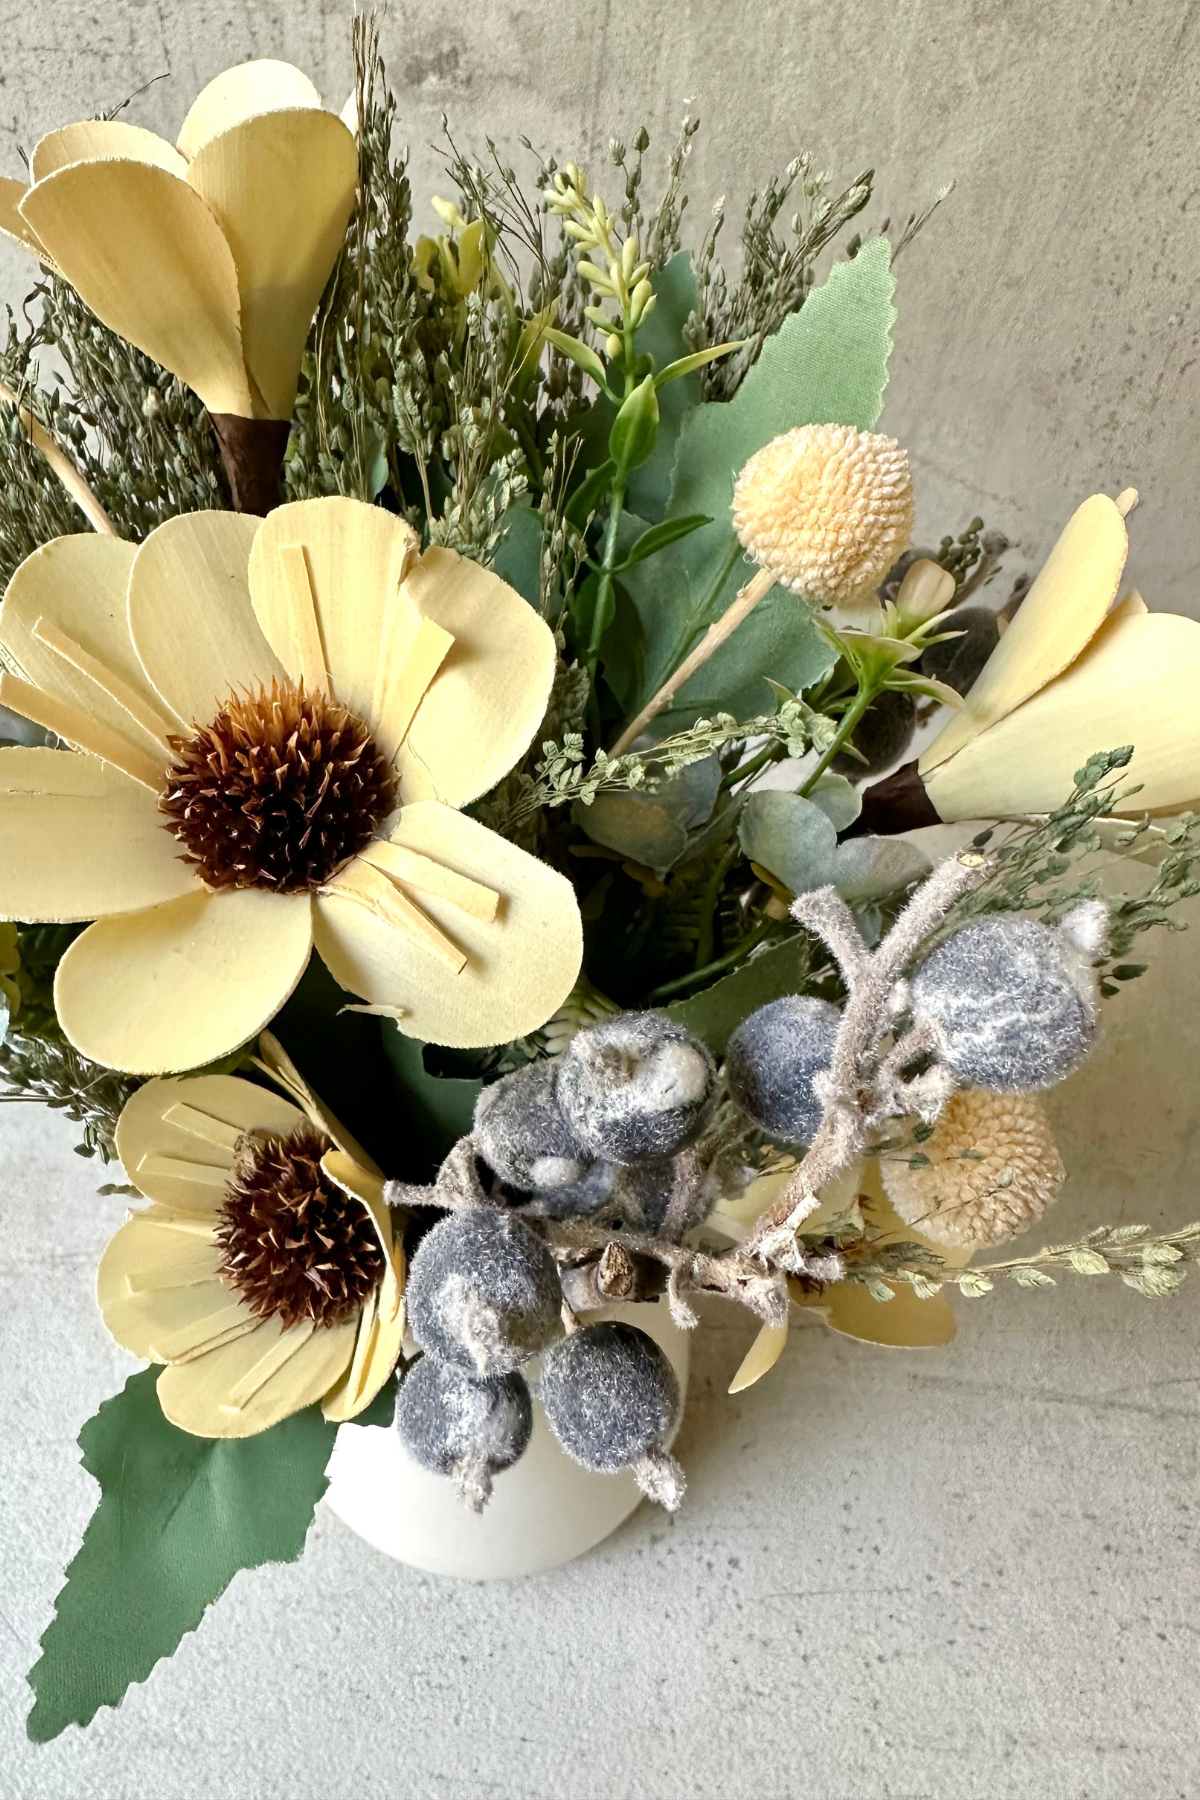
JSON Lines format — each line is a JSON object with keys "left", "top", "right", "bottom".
{"left": 542, "top": 166, "right": 656, "bottom": 338}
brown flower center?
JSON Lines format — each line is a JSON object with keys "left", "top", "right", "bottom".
{"left": 216, "top": 1124, "right": 385, "bottom": 1329}
{"left": 160, "top": 681, "right": 397, "bottom": 893}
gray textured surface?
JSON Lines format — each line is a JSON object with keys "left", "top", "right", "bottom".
{"left": 0, "top": 2, "right": 1199, "bottom": 1795}
{"left": 0, "top": 0, "right": 1198, "bottom": 606}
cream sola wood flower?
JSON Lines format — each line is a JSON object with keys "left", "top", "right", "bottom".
{"left": 99, "top": 1061, "right": 404, "bottom": 1436}
{"left": 917, "top": 491, "right": 1200, "bottom": 818}
{"left": 0, "top": 496, "right": 583, "bottom": 1072}
{"left": 0, "top": 60, "right": 357, "bottom": 506}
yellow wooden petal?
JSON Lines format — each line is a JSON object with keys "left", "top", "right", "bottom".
{"left": 321, "top": 1284, "right": 406, "bottom": 1421}
{"left": 312, "top": 802, "right": 582, "bottom": 1048}
{"left": 924, "top": 610, "right": 1200, "bottom": 820}
{"left": 728, "top": 1319, "right": 789, "bottom": 1394}
{"left": 115, "top": 1072, "right": 305, "bottom": 1208}
{"left": 0, "top": 747, "right": 197, "bottom": 921}
{"left": 248, "top": 498, "right": 419, "bottom": 723}
{"left": 97, "top": 1214, "right": 230, "bottom": 1360}
{"left": 396, "top": 547, "right": 557, "bottom": 807}
{"left": 20, "top": 160, "right": 253, "bottom": 416}
{"left": 921, "top": 494, "right": 1129, "bottom": 775}
{"left": 128, "top": 511, "right": 283, "bottom": 727}
{"left": 360, "top": 839, "right": 499, "bottom": 922}
{"left": 157, "top": 1309, "right": 358, "bottom": 1437}
{"left": 0, "top": 671, "right": 166, "bottom": 789}
{"left": 0, "top": 533, "right": 181, "bottom": 754}
{"left": 325, "top": 858, "right": 468, "bottom": 974}
{"left": 54, "top": 887, "right": 313, "bottom": 1073}
{"left": 320, "top": 1150, "right": 404, "bottom": 1313}
{"left": 0, "top": 175, "right": 43, "bottom": 256}
{"left": 31, "top": 120, "right": 188, "bottom": 183}
{"left": 186, "top": 109, "right": 357, "bottom": 420}
{"left": 177, "top": 60, "right": 323, "bottom": 159}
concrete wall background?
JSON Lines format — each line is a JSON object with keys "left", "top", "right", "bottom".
{"left": 0, "top": 1, "right": 1197, "bottom": 606}
{"left": 0, "top": 4, "right": 1198, "bottom": 1797}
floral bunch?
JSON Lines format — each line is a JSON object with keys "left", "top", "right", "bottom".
{"left": 1, "top": 25, "right": 1198, "bottom": 1745}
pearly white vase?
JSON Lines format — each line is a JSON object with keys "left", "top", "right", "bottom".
{"left": 324, "top": 1301, "right": 690, "bottom": 1579}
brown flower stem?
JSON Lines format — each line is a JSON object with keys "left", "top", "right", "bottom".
{"left": 744, "top": 851, "right": 990, "bottom": 1267}
{"left": 208, "top": 413, "right": 291, "bottom": 515}
{"left": 610, "top": 564, "right": 776, "bottom": 755}
{"left": 0, "top": 379, "right": 116, "bottom": 535}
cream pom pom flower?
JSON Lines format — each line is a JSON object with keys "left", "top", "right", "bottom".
{"left": 0, "top": 496, "right": 582, "bottom": 1073}
{"left": 98, "top": 1061, "right": 404, "bottom": 1437}
{"left": 0, "top": 60, "right": 356, "bottom": 425}
{"left": 881, "top": 1087, "right": 1065, "bottom": 1250}
{"left": 919, "top": 491, "right": 1200, "bottom": 819}
{"left": 732, "top": 422, "right": 915, "bottom": 609}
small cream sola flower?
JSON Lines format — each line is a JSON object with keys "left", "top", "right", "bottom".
{"left": 882, "top": 1088, "right": 1066, "bottom": 1250}
{"left": 99, "top": 1064, "right": 404, "bottom": 1436}
{"left": 732, "top": 423, "right": 915, "bottom": 608}
{"left": 0, "top": 60, "right": 356, "bottom": 426}
{"left": 0, "top": 497, "right": 582, "bottom": 1072}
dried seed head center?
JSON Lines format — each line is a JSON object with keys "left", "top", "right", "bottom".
{"left": 216, "top": 1124, "right": 385, "bottom": 1328}
{"left": 159, "top": 680, "right": 397, "bottom": 893}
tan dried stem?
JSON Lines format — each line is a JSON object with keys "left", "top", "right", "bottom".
{"left": 0, "top": 379, "right": 116, "bottom": 535}
{"left": 744, "top": 851, "right": 990, "bottom": 1268}
{"left": 609, "top": 564, "right": 775, "bottom": 755}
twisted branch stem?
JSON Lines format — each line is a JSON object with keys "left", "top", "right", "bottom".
{"left": 745, "top": 852, "right": 989, "bottom": 1264}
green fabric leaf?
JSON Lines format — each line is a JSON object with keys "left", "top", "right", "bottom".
{"left": 609, "top": 237, "right": 896, "bottom": 730}
{"left": 492, "top": 499, "right": 543, "bottom": 605}
{"left": 26, "top": 1369, "right": 337, "bottom": 1742}
{"left": 667, "top": 934, "right": 812, "bottom": 1056}
{"left": 379, "top": 1027, "right": 482, "bottom": 1180}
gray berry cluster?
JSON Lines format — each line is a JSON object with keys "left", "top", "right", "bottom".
{"left": 725, "top": 996, "right": 840, "bottom": 1144}
{"left": 395, "top": 1355, "right": 532, "bottom": 1513}
{"left": 910, "top": 911, "right": 1101, "bottom": 1091}
{"left": 470, "top": 1011, "right": 716, "bottom": 1228}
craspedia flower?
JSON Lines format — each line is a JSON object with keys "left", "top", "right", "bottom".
{"left": 732, "top": 423, "right": 915, "bottom": 608}
{"left": 97, "top": 1072, "right": 405, "bottom": 1436}
{"left": 881, "top": 1087, "right": 1066, "bottom": 1249}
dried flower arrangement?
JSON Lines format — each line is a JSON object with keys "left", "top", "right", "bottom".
{"left": 2, "top": 20, "right": 1200, "bottom": 1741}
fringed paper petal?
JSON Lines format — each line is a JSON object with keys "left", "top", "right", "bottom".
{"left": 31, "top": 120, "right": 188, "bottom": 183}
{"left": 186, "top": 109, "right": 357, "bottom": 420}
{"left": 0, "top": 533, "right": 179, "bottom": 758}
{"left": 128, "top": 511, "right": 284, "bottom": 727}
{"left": 54, "top": 888, "right": 313, "bottom": 1074}
{"left": 313, "top": 802, "right": 582, "bottom": 1047}
{"left": 115, "top": 1072, "right": 305, "bottom": 1210}
{"left": 921, "top": 493, "right": 1129, "bottom": 774}
{"left": 177, "top": 59, "right": 323, "bottom": 159}
{"left": 924, "top": 610, "right": 1200, "bottom": 820}
{"left": 0, "top": 748, "right": 198, "bottom": 921}
{"left": 396, "top": 547, "right": 557, "bottom": 806}
{"left": 20, "top": 160, "right": 253, "bottom": 416}
{"left": 157, "top": 1310, "right": 358, "bottom": 1438}
{"left": 248, "top": 497, "right": 419, "bottom": 725}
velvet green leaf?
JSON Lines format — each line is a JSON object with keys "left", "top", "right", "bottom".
{"left": 26, "top": 1369, "right": 337, "bottom": 1742}
{"left": 609, "top": 237, "right": 896, "bottom": 730}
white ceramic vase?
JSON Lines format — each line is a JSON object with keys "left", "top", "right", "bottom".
{"left": 324, "top": 1301, "right": 690, "bottom": 1580}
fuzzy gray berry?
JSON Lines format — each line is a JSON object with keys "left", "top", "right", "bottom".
{"left": 538, "top": 1321, "right": 684, "bottom": 1507}
{"left": 396, "top": 1356, "right": 532, "bottom": 1512}
{"left": 474, "top": 1062, "right": 593, "bottom": 1193}
{"left": 555, "top": 1012, "right": 716, "bottom": 1164}
{"left": 910, "top": 910, "right": 1103, "bottom": 1091}
{"left": 726, "top": 996, "right": 841, "bottom": 1143}
{"left": 406, "top": 1208, "right": 562, "bottom": 1376}
{"left": 919, "top": 606, "right": 1001, "bottom": 696}
{"left": 518, "top": 1160, "right": 615, "bottom": 1221}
